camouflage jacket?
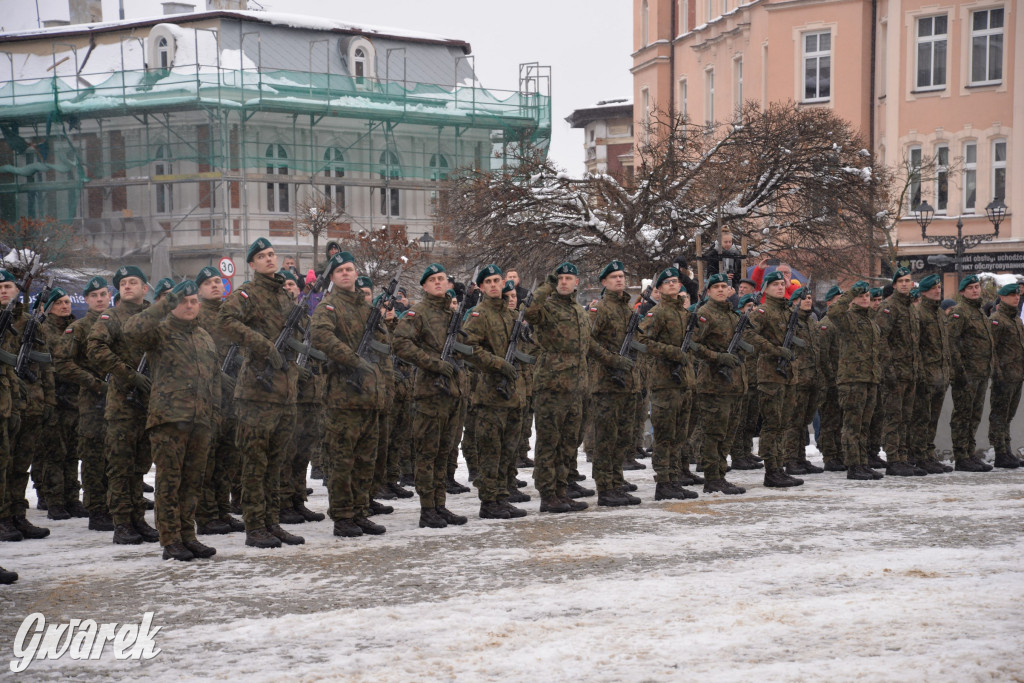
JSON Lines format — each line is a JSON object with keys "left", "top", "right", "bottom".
{"left": 638, "top": 293, "right": 696, "bottom": 391}
{"left": 0, "top": 304, "right": 25, "bottom": 419}
{"left": 989, "top": 301, "right": 1024, "bottom": 384}
{"left": 917, "top": 297, "right": 951, "bottom": 389}
{"left": 828, "top": 290, "right": 880, "bottom": 384}
{"left": 392, "top": 292, "right": 463, "bottom": 400}
{"left": 123, "top": 296, "right": 221, "bottom": 430}
{"left": 217, "top": 271, "right": 299, "bottom": 405}
{"left": 53, "top": 309, "right": 107, "bottom": 415}
{"left": 519, "top": 323, "right": 539, "bottom": 398}
{"left": 947, "top": 296, "right": 994, "bottom": 381}
{"left": 524, "top": 280, "right": 590, "bottom": 394}
{"left": 87, "top": 298, "right": 149, "bottom": 421}
{"left": 792, "top": 309, "right": 821, "bottom": 388}
{"left": 690, "top": 298, "right": 747, "bottom": 395}
{"left": 463, "top": 294, "right": 524, "bottom": 408}
{"left": 197, "top": 297, "right": 239, "bottom": 412}
{"left": 10, "top": 304, "right": 57, "bottom": 417}
{"left": 41, "top": 312, "right": 76, "bottom": 410}
{"left": 387, "top": 316, "right": 415, "bottom": 403}
{"left": 874, "top": 291, "right": 921, "bottom": 382}
{"left": 587, "top": 290, "right": 642, "bottom": 394}
{"left": 747, "top": 294, "right": 797, "bottom": 385}
{"left": 310, "top": 287, "right": 387, "bottom": 410}
{"left": 817, "top": 310, "right": 841, "bottom": 386}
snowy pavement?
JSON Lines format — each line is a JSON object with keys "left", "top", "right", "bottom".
{"left": 2, "top": 450, "right": 1023, "bottom": 681}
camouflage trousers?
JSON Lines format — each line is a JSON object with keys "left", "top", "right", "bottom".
{"left": 281, "top": 403, "right": 321, "bottom": 509}
{"left": 77, "top": 405, "right": 108, "bottom": 514}
{"left": 25, "top": 409, "right": 65, "bottom": 507}
{"left": 650, "top": 388, "right": 692, "bottom": 484}
{"left": 632, "top": 390, "right": 650, "bottom": 449}
{"left": 461, "top": 401, "right": 480, "bottom": 479}
{"left": 447, "top": 397, "right": 469, "bottom": 481}
{"left": 818, "top": 385, "right": 843, "bottom": 463}
{"left": 389, "top": 397, "right": 413, "bottom": 480}
{"left": 730, "top": 384, "right": 759, "bottom": 461}
{"left": 196, "top": 413, "right": 240, "bottom": 525}
{"left": 988, "top": 380, "right": 1022, "bottom": 459}
{"left": 235, "top": 401, "right": 296, "bottom": 531}
{"left": 473, "top": 403, "right": 522, "bottom": 503}
{"left": 0, "top": 418, "right": 11, "bottom": 519}
{"left": 533, "top": 390, "right": 583, "bottom": 498}
{"left": 149, "top": 422, "right": 210, "bottom": 546}
{"left": 881, "top": 379, "right": 916, "bottom": 464}
{"left": 838, "top": 382, "right": 877, "bottom": 467}
{"left": 785, "top": 384, "right": 820, "bottom": 464}
{"left": 413, "top": 394, "right": 461, "bottom": 509}
{"left": 324, "top": 408, "right": 378, "bottom": 520}
{"left": 867, "top": 383, "right": 884, "bottom": 462}
{"left": 36, "top": 406, "right": 79, "bottom": 506}
{"left": 910, "top": 377, "right": 948, "bottom": 464}
{"left": 592, "top": 392, "right": 637, "bottom": 492}
{"left": 758, "top": 382, "right": 796, "bottom": 471}
{"left": 105, "top": 414, "right": 152, "bottom": 526}
{"left": 950, "top": 376, "right": 988, "bottom": 462}
{"left": 518, "top": 396, "right": 534, "bottom": 462}
{"left": 698, "top": 392, "right": 742, "bottom": 481}
{"left": 581, "top": 394, "right": 595, "bottom": 460}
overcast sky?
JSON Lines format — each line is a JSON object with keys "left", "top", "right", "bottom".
{"left": 3, "top": 0, "right": 634, "bottom": 173}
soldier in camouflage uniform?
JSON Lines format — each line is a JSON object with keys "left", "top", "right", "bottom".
{"left": 864, "top": 288, "right": 887, "bottom": 470}
{"left": 828, "top": 282, "right": 884, "bottom": 480}
{"left": 463, "top": 265, "right": 529, "bottom": 519}
{"left": 124, "top": 280, "right": 220, "bottom": 561}
{"left": 0, "top": 273, "right": 16, "bottom": 579}
{"left": 637, "top": 267, "right": 699, "bottom": 501}
{"left": 729, "top": 293, "right": 763, "bottom": 471}
{"left": 218, "top": 238, "right": 305, "bottom": 548}
{"left": 54, "top": 276, "right": 113, "bottom": 530}
{"left": 746, "top": 271, "right": 805, "bottom": 487}
{"left": 524, "top": 263, "right": 591, "bottom": 512}
{"left": 503, "top": 283, "right": 532, "bottom": 504}
{"left": 87, "top": 266, "right": 159, "bottom": 545}
{"left": 816, "top": 287, "right": 846, "bottom": 471}
{"left": 875, "top": 267, "right": 925, "bottom": 476}
{"left": 785, "top": 288, "right": 825, "bottom": 474}
{"left": 947, "top": 274, "right": 995, "bottom": 472}
{"left": 908, "top": 274, "right": 953, "bottom": 474}
{"left": 393, "top": 263, "right": 470, "bottom": 529}
{"left": 987, "top": 282, "right": 1024, "bottom": 468}
{"left": 387, "top": 312, "right": 416, "bottom": 496}
{"left": 365, "top": 285, "right": 399, "bottom": 516}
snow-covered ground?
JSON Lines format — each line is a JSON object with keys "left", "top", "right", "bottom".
{"left": 2, "top": 445, "right": 1023, "bottom": 681}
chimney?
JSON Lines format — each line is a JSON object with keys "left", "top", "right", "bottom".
{"left": 162, "top": 2, "right": 197, "bottom": 15}
{"left": 207, "top": 0, "right": 247, "bottom": 9}
{"left": 69, "top": 0, "right": 102, "bottom": 24}
{"left": 43, "top": 19, "right": 72, "bottom": 28}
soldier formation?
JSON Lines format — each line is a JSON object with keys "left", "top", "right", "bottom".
{"left": 1, "top": 237, "right": 1023, "bottom": 583}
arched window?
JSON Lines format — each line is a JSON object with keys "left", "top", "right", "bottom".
{"left": 379, "top": 150, "right": 401, "bottom": 217}
{"left": 348, "top": 38, "right": 376, "bottom": 87}
{"left": 157, "top": 37, "right": 170, "bottom": 69}
{"left": 154, "top": 144, "right": 173, "bottom": 214}
{"left": 266, "top": 144, "right": 289, "bottom": 213}
{"left": 323, "top": 147, "right": 345, "bottom": 212}
{"left": 353, "top": 48, "right": 367, "bottom": 84}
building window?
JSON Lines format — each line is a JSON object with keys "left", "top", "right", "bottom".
{"left": 963, "top": 142, "right": 977, "bottom": 212}
{"left": 970, "top": 8, "right": 1003, "bottom": 85}
{"left": 802, "top": 30, "right": 831, "bottom": 102}
{"left": 429, "top": 153, "right": 449, "bottom": 213}
{"left": 641, "top": 87, "right": 650, "bottom": 140}
{"left": 908, "top": 146, "right": 922, "bottom": 211}
{"left": 915, "top": 15, "right": 947, "bottom": 90}
{"left": 935, "top": 144, "right": 949, "bottom": 213}
{"left": 353, "top": 48, "right": 367, "bottom": 84}
{"left": 704, "top": 68, "right": 714, "bottom": 125}
{"left": 679, "top": 78, "right": 688, "bottom": 119}
{"left": 721, "top": 0, "right": 728, "bottom": 14}
{"left": 642, "top": 0, "right": 650, "bottom": 46}
{"left": 154, "top": 144, "right": 173, "bottom": 214}
{"left": 348, "top": 38, "right": 376, "bottom": 86}
{"left": 707, "top": 0, "right": 713, "bottom": 23}
{"left": 323, "top": 147, "right": 345, "bottom": 212}
{"left": 157, "top": 37, "right": 170, "bottom": 69}
{"left": 266, "top": 144, "right": 289, "bottom": 213}
{"left": 733, "top": 57, "right": 743, "bottom": 120}
{"left": 679, "top": 0, "right": 688, "bottom": 33}
{"left": 992, "top": 139, "right": 1006, "bottom": 201}
{"left": 379, "top": 150, "right": 401, "bottom": 217}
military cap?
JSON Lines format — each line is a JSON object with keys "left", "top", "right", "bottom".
{"left": 278, "top": 269, "right": 299, "bottom": 284}
{"left": 445, "top": 288, "right": 457, "bottom": 299}
{"left": 688, "top": 303, "right": 697, "bottom": 313}
{"left": 706, "top": 272, "right": 729, "bottom": 287}
{"left": 598, "top": 260, "right": 625, "bottom": 281}
{"left": 762, "top": 270, "right": 785, "bottom": 286}
{"left": 997, "top": 283, "right": 1021, "bottom": 297}
{"left": 170, "top": 279, "right": 198, "bottom": 298}
{"left": 45, "top": 287, "right": 69, "bottom": 309}
{"left": 246, "top": 237, "right": 273, "bottom": 263}
{"left": 792, "top": 287, "right": 810, "bottom": 301}
{"left": 869, "top": 287, "right": 883, "bottom": 298}
{"left": 326, "top": 252, "right": 356, "bottom": 277}
{"left": 958, "top": 274, "right": 979, "bottom": 291}
{"left": 825, "top": 285, "right": 843, "bottom": 301}
{"left": 554, "top": 262, "right": 578, "bottom": 277}
{"left": 738, "top": 293, "right": 758, "bottom": 309}
{"left": 656, "top": 267, "right": 681, "bottom": 288}
{"left": 850, "top": 280, "right": 870, "bottom": 296}
{"left": 918, "top": 274, "right": 941, "bottom": 292}
{"left": 891, "top": 266, "right": 912, "bottom": 283}
{"left": 910, "top": 287, "right": 920, "bottom": 299}
{"left": 153, "top": 277, "right": 175, "bottom": 298}
{"left": 83, "top": 276, "right": 107, "bottom": 295}
{"left": 502, "top": 279, "right": 516, "bottom": 295}
{"left": 421, "top": 262, "right": 446, "bottom": 285}
{"left": 112, "top": 265, "right": 148, "bottom": 290}
{"left": 738, "top": 278, "right": 758, "bottom": 289}
{"left": 476, "top": 264, "right": 503, "bottom": 286}
{"left": 356, "top": 275, "right": 373, "bottom": 290}
{"left": 0, "top": 269, "right": 16, "bottom": 284}
{"left": 196, "top": 266, "right": 220, "bottom": 287}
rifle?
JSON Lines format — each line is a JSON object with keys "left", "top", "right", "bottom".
{"left": 14, "top": 306, "right": 52, "bottom": 383}
{"left": 435, "top": 271, "right": 477, "bottom": 396}
{"left": 610, "top": 283, "right": 655, "bottom": 388}
{"left": 775, "top": 287, "right": 809, "bottom": 378}
{"left": 718, "top": 310, "right": 755, "bottom": 383}
{"left": 671, "top": 308, "right": 700, "bottom": 384}
{"left": 125, "top": 353, "right": 148, "bottom": 408}
{"left": 255, "top": 270, "right": 330, "bottom": 392}
{"left": 496, "top": 288, "right": 536, "bottom": 400}
{"left": 346, "top": 264, "right": 404, "bottom": 393}
{"left": 0, "top": 299, "right": 18, "bottom": 366}
{"left": 221, "top": 343, "right": 241, "bottom": 377}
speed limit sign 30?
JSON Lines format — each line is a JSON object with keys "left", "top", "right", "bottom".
{"left": 219, "top": 257, "right": 235, "bottom": 278}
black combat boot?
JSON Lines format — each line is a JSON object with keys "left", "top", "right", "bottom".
{"left": 621, "top": 481, "right": 639, "bottom": 492}
{"left": 507, "top": 486, "right": 531, "bottom": 503}
{"left": 369, "top": 500, "right": 394, "bottom": 516}
{"left": 66, "top": 500, "right": 90, "bottom": 518}
{"left": 560, "top": 495, "right": 589, "bottom": 511}
{"left": 143, "top": 498, "right": 154, "bottom": 510}
{"left": 517, "top": 455, "right": 535, "bottom": 468}
{"left": 113, "top": 523, "right": 143, "bottom": 545}
{"left": 731, "top": 454, "right": 763, "bottom": 470}
{"left": 0, "top": 518, "right": 23, "bottom": 542}
{"left": 499, "top": 499, "right": 528, "bottom": 518}
{"left": 36, "top": 495, "right": 47, "bottom": 511}
{"left": 220, "top": 515, "right": 246, "bottom": 532}
{"left": 622, "top": 457, "right": 646, "bottom": 470}
{"left": 161, "top": 542, "right": 194, "bottom": 562}
{"left": 617, "top": 487, "right": 641, "bottom": 505}
{"left": 994, "top": 453, "right": 1021, "bottom": 469}
{"left": 798, "top": 459, "right": 824, "bottom": 474}
{"left": 387, "top": 482, "right": 415, "bottom": 499}
{"left": 956, "top": 457, "right": 992, "bottom": 472}
{"left": 655, "top": 482, "right": 698, "bottom": 500}
{"left": 14, "top": 516, "right": 50, "bottom": 539}
{"left": 446, "top": 477, "right": 471, "bottom": 494}
{"left": 133, "top": 519, "right": 159, "bottom": 543}
{"left": 197, "top": 519, "right": 232, "bottom": 535}
{"left": 566, "top": 480, "right": 595, "bottom": 498}
{"left": 636, "top": 446, "right": 650, "bottom": 459}
{"left": 419, "top": 507, "right": 448, "bottom": 528}
{"left": 142, "top": 481, "right": 154, "bottom": 493}
{"left": 46, "top": 504, "right": 71, "bottom": 521}
{"left": 267, "top": 524, "right": 305, "bottom": 545}
{"left": 375, "top": 485, "right": 397, "bottom": 501}
{"left": 333, "top": 519, "right": 363, "bottom": 537}
{"left": 88, "top": 511, "right": 115, "bottom": 531}
{"left": 353, "top": 517, "right": 386, "bottom": 535}
{"left": 0, "top": 566, "right": 17, "bottom": 584}
{"left": 399, "top": 473, "right": 415, "bottom": 487}
{"left": 823, "top": 459, "right": 847, "bottom": 472}
{"left": 480, "top": 501, "right": 511, "bottom": 519}
{"left": 864, "top": 464, "right": 884, "bottom": 479}
{"left": 245, "top": 528, "right": 282, "bottom": 548}
{"left": 278, "top": 508, "right": 305, "bottom": 525}
{"left": 597, "top": 489, "right": 629, "bottom": 507}
{"left": 846, "top": 465, "right": 875, "bottom": 480}
{"left": 570, "top": 472, "right": 587, "bottom": 482}
{"left": 436, "top": 506, "right": 467, "bottom": 525}
{"left": 539, "top": 496, "right": 572, "bottom": 513}
{"left": 516, "top": 479, "right": 528, "bottom": 488}
{"left": 182, "top": 539, "right": 216, "bottom": 558}
{"left": 296, "top": 503, "right": 326, "bottom": 522}
{"left": 764, "top": 468, "right": 803, "bottom": 488}
{"left": 310, "top": 465, "right": 325, "bottom": 480}
{"left": 867, "top": 453, "right": 888, "bottom": 469}
{"left": 918, "top": 459, "right": 948, "bottom": 474}
{"left": 786, "top": 460, "right": 813, "bottom": 476}
{"left": 886, "top": 461, "right": 920, "bottom": 477}
{"left": 677, "top": 469, "right": 705, "bottom": 485}
{"left": 703, "top": 479, "right": 746, "bottom": 495}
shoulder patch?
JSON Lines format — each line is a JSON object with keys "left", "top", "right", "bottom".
{"left": 589, "top": 306, "right": 598, "bottom": 312}
{"left": 646, "top": 312, "right": 654, "bottom": 317}
{"left": 698, "top": 316, "right": 707, "bottom": 323}
{"left": 239, "top": 290, "right": 249, "bottom": 299}
{"left": 820, "top": 325, "right": 828, "bottom": 331}
{"left": 406, "top": 310, "right": 416, "bottom": 318}
{"left": 100, "top": 314, "right": 110, "bottom": 320}
{"left": 952, "top": 313, "right": 960, "bottom": 319}
{"left": 992, "top": 319, "right": 999, "bottom": 325}
{"left": 64, "top": 328, "right": 73, "bottom": 334}
{"left": 757, "top": 308, "right": 765, "bottom": 314}
{"left": 325, "top": 304, "right": 335, "bottom": 312}
{"left": 470, "top": 311, "right": 480, "bottom": 317}
{"left": 882, "top": 308, "right": 890, "bottom": 314}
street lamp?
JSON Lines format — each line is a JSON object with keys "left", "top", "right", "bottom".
{"left": 419, "top": 232, "right": 435, "bottom": 253}
{"left": 985, "top": 198, "right": 1007, "bottom": 236}
{"left": 913, "top": 199, "right": 1009, "bottom": 282}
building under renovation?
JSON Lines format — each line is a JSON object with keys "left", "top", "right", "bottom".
{"left": 0, "top": 1, "right": 551, "bottom": 280}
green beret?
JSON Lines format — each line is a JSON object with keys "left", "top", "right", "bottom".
{"left": 112, "top": 265, "right": 148, "bottom": 290}
{"left": 918, "top": 274, "right": 941, "bottom": 292}
{"left": 83, "top": 276, "right": 107, "bottom": 295}
{"left": 892, "top": 266, "right": 911, "bottom": 283}
{"left": 706, "top": 273, "right": 729, "bottom": 287}
{"left": 656, "top": 267, "right": 681, "bottom": 288}
{"left": 326, "top": 252, "right": 356, "bottom": 277}
{"left": 825, "top": 285, "right": 842, "bottom": 301}
{"left": 763, "top": 270, "right": 785, "bottom": 286}
{"left": 910, "top": 287, "right": 920, "bottom": 299}
{"left": 958, "top": 274, "right": 979, "bottom": 291}
{"left": 554, "top": 262, "right": 578, "bottom": 276}
{"left": 850, "top": 280, "right": 870, "bottom": 295}
{"left": 445, "top": 288, "right": 456, "bottom": 299}
{"left": 246, "top": 237, "right": 273, "bottom": 263}
{"left": 421, "top": 262, "right": 446, "bottom": 285}
{"left": 502, "top": 279, "right": 516, "bottom": 295}
{"left": 196, "top": 266, "right": 219, "bottom": 287}
{"left": 792, "top": 287, "right": 810, "bottom": 301}
{"left": 738, "top": 293, "right": 758, "bottom": 308}
{"left": 869, "top": 287, "right": 883, "bottom": 298}
{"left": 171, "top": 280, "right": 198, "bottom": 298}
{"left": 153, "top": 277, "right": 175, "bottom": 297}
{"left": 45, "top": 287, "right": 69, "bottom": 308}
{"left": 278, "top": 269, "right": 299, "bottom": 285}
{"left": 598, "top": 260, "right": 624, "bottom": 281}
{"left": 477, "top": 264, "right": 503, "bottom": 286}
{"left": 998, "top": 283, "right": 1021, "bottom": 297}
{"left": 356, "top": 276, "right": 373, "bottom": 290}
{"left": 0, "top": 269, "right": 16, "bottom": 284}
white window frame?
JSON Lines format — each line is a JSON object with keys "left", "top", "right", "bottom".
{"left": 679, "top": 0, "right": 688, "bottom": 34}
{"left": 704, "top": 68, "right": 714, "bottom": 126}
{"left": 429, "top": 153, "right": 450, "bottom": 211}
{"left": 963, "top": 141, "right": 977, "bottom": 213}
{"left": 802, "top": 30, "right": 831, "bottom": 103}
{"left": 969, "top": 8, "right": 1004, "bottom": 86}
{"left": 379, "top": 150, "right": 401, "bottom": 218}
{"left": 266, "top": 144, "right": 290, "bottom": 214}
{"left": 733, "top": 56, "right": 743, "bottom": 120}
{"left": 915, "top": 14, "right": 947, "bottom": 91}
{"left": 678, "top": 77, "right": 688, "bottom": 120}
{"left": 642, "top": 0, "right": 650, "bottom": 46}
{"left": 641, "top": 87, "right": 651, "bottom": 141}
{"left": 992, "top": 139, "right": 1006, "bottom": 201}
{"left": 935, "top": 143, "right": 949, "bottom": 214}
{"left": 154, "top": 144, "right": 173, "bottom": 215}
{"left": 908, "top": 145, "right": 922, "bottom": 211}
{"left": 323, "top": 147, "right": 345, "bottom": 213}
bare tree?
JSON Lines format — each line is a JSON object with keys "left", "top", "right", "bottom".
{"left": 296, "top": 188, "right": 347, "bottom": 263}
{"left": 348, "top": 227, "right": 425, "bottom": 289}
{"left": 0, "top": 215, "right": 92, "bottom": 300}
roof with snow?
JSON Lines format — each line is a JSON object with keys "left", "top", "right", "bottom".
{"left": 565, "top": 99, "right": 634, "bottom": 128}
